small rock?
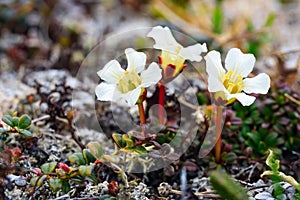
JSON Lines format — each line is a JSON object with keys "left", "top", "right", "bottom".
{"left": 287, "top": 193, "right": 295, "bottom": 200}
{"left": 14, "top": 177, "right": 27, "bottom": 187}
{"left": 255, "top": 192, "right": 274, "bottom": 200}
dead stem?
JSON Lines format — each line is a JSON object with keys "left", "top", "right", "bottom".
{"left": 284, "top": 93, "right": 300, "bottom": 106}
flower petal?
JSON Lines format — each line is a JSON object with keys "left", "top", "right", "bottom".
{"left": 95, "top": 83, "right": 121, "bottom": 102}
{"left": 226, "top": 92, "right": 256, "bottom": 106}
{"left": 147, "top": 26, "right": 181, "bottom": 53}
{"left": 242, "top": 73, "right": 271, "bottom": 94}
{"left": 225, "top": 48, "right": 255, "bottom": 77}
{"left": 123, "top": 87, "right": 142, "bottom": 106}
{"left": 97, "top": 60, "right": 124, "bottom": 83}
{"left": 125, "top": 48, "right": 146, "bottom": 73}
{"left": 207, "top": 75, "right": 226, "bottom": 92}
{"left": 140, "top": 62, "right": 162, "bottom": 87}
{"left": 204, "top": 50, "right": 226, "bottom": 81}
{"left": 179, "top": 43, "right": 207, "bottom": 62}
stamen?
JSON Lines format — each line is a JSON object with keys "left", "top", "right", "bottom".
{"left": 223, "top": 70, "right": 243, "bottom": 94}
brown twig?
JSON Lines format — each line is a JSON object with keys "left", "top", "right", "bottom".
{"left": 285, "top": 93, "right": 300, "bottom": 106}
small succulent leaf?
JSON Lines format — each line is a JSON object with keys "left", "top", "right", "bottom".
{"left": 70, "top": 177, "right": 85, "bottom": 184}
{"left": 2, "top": 115, "right": 14, "bottom": 127}
{"left": 122, "top": 134, "right": 134, "bottom": 148}
{"left": 112, "top": 134, "right": 126, "bottom": 148}
{"left": 83, "top": 149, "right": 97, "bottom": 163}
{"left": 48, "top": 178, "right": 62, "bottom": 192}
{"left": 18, "top": 114, "right": 31, "bottom": 129}
{"left": 20, "top": 129, "right": 33, "bottom": 137}
{"left": 87, "top": 142, "right": 102, "bottom": 159}
{"left": 246, "top": 132, "right": 261, "bottom": 144}
{"left": 133, "top": 146, "right": 147, "bottom": 155}
{"left": 61, "top": 180, "right": 70, "bottom": 193}
{"left": 264, "top": 133, "right": 278, "bottom": 147}
{"left": 12, "top": 117, "right": 19, "bottom": 127}
{"left": 41, "top": 162, "right": 57, "bottom": 173}
{"left": 68, "top": 152, "right": 86, "bottom": 165}
{"left": 78, "top": 165, "right": 93, "bottom": 177}
{"left": 30, "top": 175, "right": 47, "bottom": 187}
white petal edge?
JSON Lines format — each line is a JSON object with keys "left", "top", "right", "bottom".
{"left": 125, "top": 48, "right": 146, "bottom": 73}
{"left": 95, "top": 83, "right": 121, "bottom": 102}
{"left": 97, "top": 60, "right": 124, "bottom": 84}
{"left": 225, "top": 48, "right": 255, "bottom": 77}
{"left": 123, "top": 87, "right": 142, "bottom": 106}
{"left": 207, "top": 75, "right": 226, "bottom": 93}
{"left": 140, "top": 62, "right": 162, "bottom": 87}
{"left": 147, "top": 26, "right": 181, "bottom": 53}
{"left": 242, "top": 73, "right": 271, "bottom": 94}
{"left": 226, "top": 92, "right": 256, "bottom": 106}
{"left": 204, "top": 50, "right": 226, "bottom": 81}
{"left": 179, "top": 43, "right": 207, "bottom": 62}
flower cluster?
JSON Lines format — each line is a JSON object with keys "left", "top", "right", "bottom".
{"left": 95, "top": 25, "right": 271, "bottom": 108}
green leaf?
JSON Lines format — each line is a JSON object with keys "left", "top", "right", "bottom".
{"left": 61, "top": 180, "right": 70, "bottom": 193}
{"left": 18, "top": 114, "right": 31, "bottom": 129}
{"left": 83, "top": 149, "right": 96, "bottom": 163}
{"left": 133, "top": 146, "right": 147, "bottom": 155}
{"left": 20, "top": 129, "right": 32, "bottom": 137}
{"left": 87, "top": 142, "right": 102, "bottom": 159}
{"left": 41, "top": 162, "right": 57, "bottom": 173}
{"left": 30, "top": 175, "right": 47, "bottom": 187}
{"left": 265, "top": 133, "right": 278, "bottom": 147}
{"left": 12, "top": 117, "right": 19, "bottom": 127}
{"left": 68, "top": 153, "right": 86, "bottom": 165}
{"left": 212, "top": 3, "right": 223, "bottom": 34}
{"left": 264, "top": 13, "right": 276, "bottom": 27}
{"left": 78, "top": 165, "right": 93, "bottom": 177}
{"left": 2, "top": 115, "right": 14, "bottom": 127}
{"left": 123, "top": 134, "right": 134, "bottom": 148}
{"left": 246, "top": 132, "right": 261, "bottom": 144}
{"left": 70, "top": 177, "right": 85, "bottom": 184}
{"left": 48, "top": 178, "right": 62, "bottom": 192}
{"left": 112, "top": 134, "right": 126, "bottom": 148}
{"left": 210, "top": 170, "right": 249, "bottom": 200}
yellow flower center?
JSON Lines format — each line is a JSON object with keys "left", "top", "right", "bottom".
{"left": 161, "top": 48, "right": 185, "bottom": 76}
{"left": 117, "top": 71, "right": 141, "bottom": 93}
{"left": 222, "top": 70, "right": 243, "bottom": 94}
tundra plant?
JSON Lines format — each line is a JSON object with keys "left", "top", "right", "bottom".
{"left": 204, "top": 48, "right": 271, "bottom": 162}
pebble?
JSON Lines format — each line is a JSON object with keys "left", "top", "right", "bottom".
{"left": 14, "top": 177, "right": 27, "bottom": 187}
{"left": 255, "top": 192, "right": 274, "bottom": 200}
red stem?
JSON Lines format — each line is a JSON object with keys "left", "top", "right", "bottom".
{"left": 158, "top": 83, "right": 165, "bottom": 124}
{"left": 138, "top": 103, "right": 146, "bottom": 136}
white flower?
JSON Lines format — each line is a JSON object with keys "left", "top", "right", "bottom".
{"left": 95, "top": 48, "right": 162, "bottom": 106}
{"left": 147, "top": 26, "right": 207, "bottom": 77}
{"left": 204, "top": 48, "right": 271, "bottom": 106}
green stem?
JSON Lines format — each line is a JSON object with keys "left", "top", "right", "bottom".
{"left": 158, "top": 83, "right": 165, "bottom": 124}
{"left": 215, "top": 105, "right": 224, "bottom": 163}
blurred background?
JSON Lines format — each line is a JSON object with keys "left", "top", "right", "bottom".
{"left": 0, "top": 0, "right": 299, "bottom": 113}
